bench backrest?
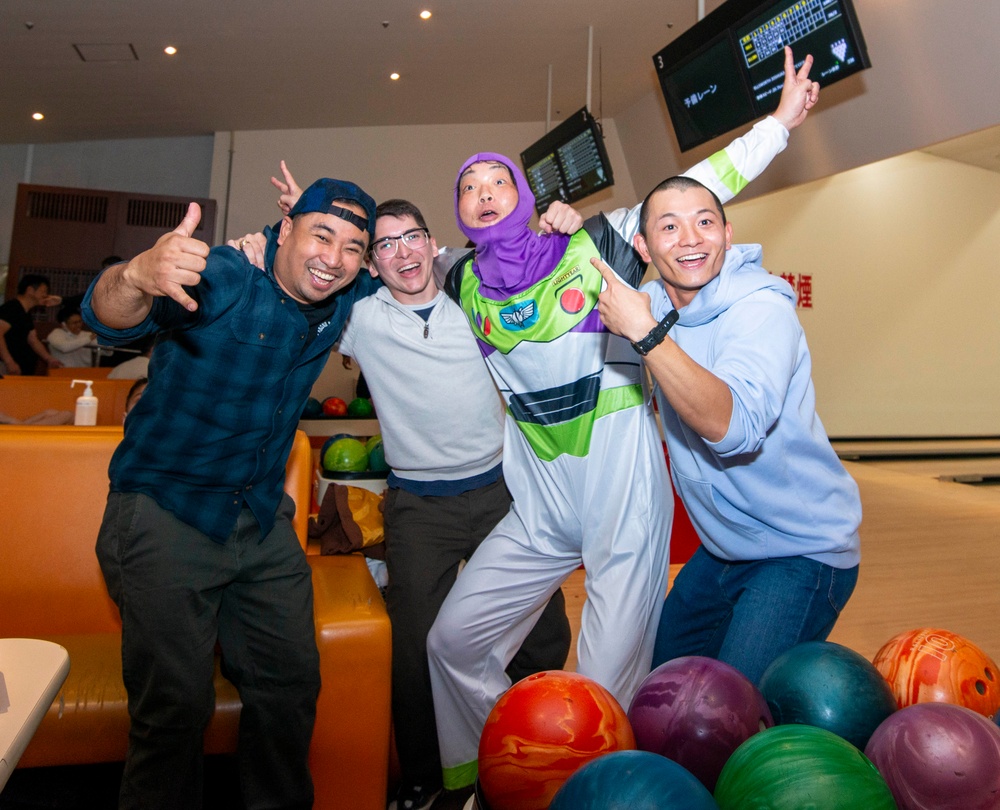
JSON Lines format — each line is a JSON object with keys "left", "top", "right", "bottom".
{"left": 0, "top": 426, "right": 314, "bottom": 636}
{"left": 0, "top": 378, "right": 134, "bottom": 424}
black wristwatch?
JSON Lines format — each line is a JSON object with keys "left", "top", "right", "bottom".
{"left": 630, "top": 310, "right": 679, "bottom": 356}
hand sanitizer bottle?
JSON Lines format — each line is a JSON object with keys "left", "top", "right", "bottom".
{"left": 72, "top": 379, "right": 98, "bottom": 426}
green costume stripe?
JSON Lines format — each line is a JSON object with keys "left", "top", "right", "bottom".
{"left": 514, "top": 384, "right": 644, "bottom": 462}
{"left": 708, "top": 150, "right": 749, "bottom": 198}
{"left": 443, "top": 760, "right": 478, "bottom": 791}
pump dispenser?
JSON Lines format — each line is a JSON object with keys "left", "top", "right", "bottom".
{"left": 72, "top": 379, "right": 98, "bottom": 425}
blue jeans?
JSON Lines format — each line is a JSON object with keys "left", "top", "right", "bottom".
{"left": 653, "top": 547, "right": 858, "bottom": 685}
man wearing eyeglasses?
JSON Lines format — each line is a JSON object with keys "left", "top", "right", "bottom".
{"left": 235, "top": 180, "right": 579, "bottom": 810}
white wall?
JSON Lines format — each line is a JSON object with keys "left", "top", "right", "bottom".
{"left": 209, "top": 118, "right": 638, "bottom": 248}
{"left": 725, "top": 151, "right": 1000, "bottom": 438}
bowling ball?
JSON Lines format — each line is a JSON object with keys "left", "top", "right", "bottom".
{"left": 478, "top": 670, "right": 635, "bottom": 810}
{"left": 550, "top": 750, "right": 719, "bottom": 810}
{"left": 873, "top": 627, "right": 1000, "bottom": 717}
{"left": 347, "top": 396, "right": 374, "bottom": 417}
{"left": 321, "top": 437, "right": 368, "bottom": 472}
{"left": 366, "top": 439, "right": 388, "bottom": 472}
{"left": 322, "top": 396, "right": 347, "bottom": 417}
{"left": 301, "top": 396, "right": 322, "bottom": 418}
{"left": 319, "top": 434, "right": 354, "bottom": 464}
{"left": 759, "top": 640, "right": 897, "bottom": 750}
{"left": 714, "top": 724, "right": 896, "bottom": 810}
{"left": 865, "top": 702, "right": 1000, "bottom": 810}
{"left": 627, "top": 656, "right": 773, "bottom": 791}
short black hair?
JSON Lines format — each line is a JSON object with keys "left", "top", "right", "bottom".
{"left": 17, "top": 274, "right": 50, "bottom": 295}
{"left": 57, "top": 305, "right": 81, "bottom": 323}
{"left": 638, "top": 176, "right": 727, "bottom": 238}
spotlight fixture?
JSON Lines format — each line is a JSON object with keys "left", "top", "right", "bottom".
{"left": 420, "top": 10, "right": 432, "bottom": 20}
{"left": 164, "top": 45, "right": 177, "bottom": 55}
{"left": 390, "top": 72, "right": 400, "bottom": 81}
{"left": 32, "top": 112, "right": 44, "bottom": 121}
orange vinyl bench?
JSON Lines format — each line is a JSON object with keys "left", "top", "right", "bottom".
{"left": 0, "top": 427, "right": 391, "bottom": 809}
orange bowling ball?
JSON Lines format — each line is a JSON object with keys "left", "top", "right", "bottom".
{"left": 478, "top": 670, "right": 635, "bottom": 810}
{"left": 873, "top": 627, "right": 1000, "bottom": 717}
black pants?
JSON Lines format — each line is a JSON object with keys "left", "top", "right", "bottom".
{"left": 383, "top": 477, "right": 571, "bottom": 789}
{"left": 96, "top": 492, "right": 320, "bottom": 810}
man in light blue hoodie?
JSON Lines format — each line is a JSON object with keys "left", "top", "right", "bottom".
{"left": 594, "top": 175, "right": 861, "bottom": 685}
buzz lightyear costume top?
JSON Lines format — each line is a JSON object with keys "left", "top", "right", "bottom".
{"left": 444, "top": 117, "right": 791, "bottom": 460}
{"left": 446, "top": 205, "right": 647, "bottom": 461}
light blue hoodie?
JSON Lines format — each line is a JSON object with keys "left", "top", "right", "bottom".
{"left": 643, "top": 243, "right": 861, "bottom": 568}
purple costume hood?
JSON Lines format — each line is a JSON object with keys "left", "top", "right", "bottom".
{"left": 454, "top": 152, "right": 570, "bottom": 297}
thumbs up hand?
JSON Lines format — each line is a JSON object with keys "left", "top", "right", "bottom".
{"left": 122, "top": 202, "right": 210, "bottom": 312}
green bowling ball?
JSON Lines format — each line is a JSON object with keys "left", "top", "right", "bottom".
{"left": 321, "top": 437, "right": 368, "bottom": 472}
{"left": 347, "top": 397, "right": 374, "bottom": 417}
{"left": 714, "top": 724, "right": 895, "bottom": 810}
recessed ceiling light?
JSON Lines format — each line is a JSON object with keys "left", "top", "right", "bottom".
{"left": 164, "top": 45, "right": 177, "bottom": 55}
{"left": 420, "top": 10, "right": 432, "bottom": 20}
{"left": 390, "top": 72, "right": 400, "bottom": 81}
{"left": 32, "top": 112, "right": 44, "bottom": 121}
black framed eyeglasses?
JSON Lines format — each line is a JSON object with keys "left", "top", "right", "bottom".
{"left": 371, "top": 228, "right": 430, "bottom": 260}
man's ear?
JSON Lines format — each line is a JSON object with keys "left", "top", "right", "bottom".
{"left": 277, "top": 216, "right": 294, "bottom": 246}
{"left": 430, "top": 236, "right": 439, "bottom": 258}
{"left": 724, "top": 221, "right": 733, "bottom": 251}
{"left": 366, "top": 262, "right": 379, "bottom": 279}
{"left": 633, "top": 233, "right": 653, "bottom": 263}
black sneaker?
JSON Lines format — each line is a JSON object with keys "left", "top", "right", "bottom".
{"left": 388, "top": 782, "right": 443, "bottom": 810}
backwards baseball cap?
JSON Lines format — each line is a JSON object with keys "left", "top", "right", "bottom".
{"left": 287, "top": 178, "right": 377, "bottom": 239}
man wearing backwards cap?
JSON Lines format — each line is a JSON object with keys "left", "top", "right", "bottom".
{"left": 82, "top": 178, "right": 377, "bottom": 809}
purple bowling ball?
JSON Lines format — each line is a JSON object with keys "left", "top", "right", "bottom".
{"left": 865, "top": 702, "right": 1000, "bottom": 810}
{"left": 627, "top": 656, "right": 773, "bottom": 791}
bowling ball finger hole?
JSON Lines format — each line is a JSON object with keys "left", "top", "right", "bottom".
{"left": 976, "top": 680, "right": 987, "bottom": 694}
{"left": 985, "top": 668, "right": 996, "bottom": 682}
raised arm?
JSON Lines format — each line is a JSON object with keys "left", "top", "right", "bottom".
{"left": 685, "top": 46, "right": 818, "bottom": 203}
{"left": 89, "top": 203, "right": 209, "bottom": 329}
{"left": 270, "top": 160, "right": 304, "bottom": 215}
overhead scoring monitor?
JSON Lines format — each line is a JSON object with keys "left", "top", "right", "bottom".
{"left": 520, "top": 107, "right": 615, "bottom": 215}
{"left": 654, "top": 0, "right": 871, "bottom": 151}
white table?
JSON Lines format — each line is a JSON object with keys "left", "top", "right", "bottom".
{"left": 0, "top": 638, "right": 70, "bottom": 792}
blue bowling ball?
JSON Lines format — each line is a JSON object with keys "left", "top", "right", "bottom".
{"left": 549, "top": 750, "right": 719, "bottom": 810}
{"left": 301, "top": 397, "right": 322, "bottom": 418}
{"left": 759, "top": 640, "right": 897, "bottom": 750}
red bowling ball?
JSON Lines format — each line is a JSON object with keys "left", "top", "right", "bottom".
{"left": 478, "top": 670, "right": 635, "bottom": 810}
{"left": 627, "top": 656, "right": 773, "bottom": 791}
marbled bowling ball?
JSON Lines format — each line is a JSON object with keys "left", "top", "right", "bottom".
{"left": 549, "top": 749, "right": 719, "bottom": 810}
{"left": 759, "top": 640, "right": 897, "bottom": 750}
{"left": 873, "top": 628, "right": 1000, "bottom": 717}
{"left": 478, "top": 670, "right": 635, "bottom": 810}
{"left": 865, "top": 702, "right": 1000, "bottom": 810}
{"left": 714, "top": 724, "right": 896, "bottom": 810}
{"left": 627, "top": 656, "right": 772, "bottom": 791}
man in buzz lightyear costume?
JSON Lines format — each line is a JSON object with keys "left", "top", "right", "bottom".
{"left": 427, "top": 47, "right": 820, "bottom": 793}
